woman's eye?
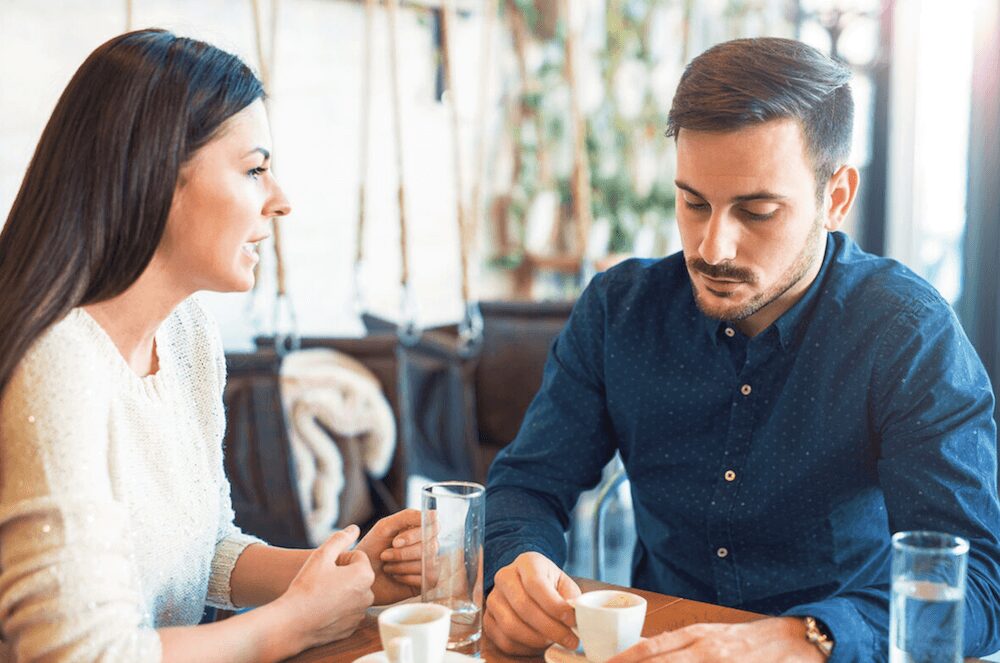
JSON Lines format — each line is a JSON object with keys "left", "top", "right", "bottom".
{"left": 248, "top": 166, "right": 268, "bottom": 179}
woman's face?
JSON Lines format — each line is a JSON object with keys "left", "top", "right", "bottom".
{"left": 155, "top": 99, "right": 290, "bottom": 294}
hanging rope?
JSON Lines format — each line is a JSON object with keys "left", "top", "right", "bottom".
{"left": 354, "top": 0, "right": 376, "bottom": 315}
{"left": 470, "top": 0, "right": 498, "bottom": 275}
{"left": 125, "top": 0, "right": 134, "bottom": 31}
{"left": 250, "top": 0, "right": 298, "bottom": 353}
{"left": 250, "top": 0, "right": 289, "bottom": 299}
{"left": 386, "top": 0, "right": 421, "bottom": 343}
{"left": 439, "top": 0, "right": 471, "bottom": 307}
{"left": 561, "top": 0, "right": 592, "bottom": 261}
{"left": 441, "top": 0, "right": 485, "bottom": 350}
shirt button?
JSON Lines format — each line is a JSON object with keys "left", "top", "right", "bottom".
{"left": 724, "top": 327, "right": 735, "bottom": 337}
{"left": 717, "top": 547, "right": 729, "bottom": 558}
{"left": 724, "top": 470, "right": 736, "bottom": 481}
{"left": 740, "top": 384, "right": 752, "bottom": 396}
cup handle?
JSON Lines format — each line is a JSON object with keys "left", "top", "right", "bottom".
{"left": 566, "top": 598, "right": 578, "bottom": 637}
{"left": 386, "top": 636, "right": 413, "bottom": 663}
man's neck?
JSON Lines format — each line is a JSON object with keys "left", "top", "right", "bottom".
{"left": 735, "top": 241, "right": 826, "bottom": 338}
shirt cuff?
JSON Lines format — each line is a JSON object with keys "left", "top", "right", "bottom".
{"left": 783, "top": 597, "right": 879, "bottom": 663}
{"left": 206, "top": 533, "right": 264, "bottom": 610}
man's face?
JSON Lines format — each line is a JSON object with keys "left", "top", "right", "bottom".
{"left": 675, "top": 118, "right": 828, "bottom": 335}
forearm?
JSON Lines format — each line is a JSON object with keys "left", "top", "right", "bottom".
{"left": 229, "top": 543, "right": 312, "bottom": 608}
{"left": 159, "top": 600, "right": 300, "bottom": 663}
{"left": 485, "top": 484, "right": 572, "bottom": 592}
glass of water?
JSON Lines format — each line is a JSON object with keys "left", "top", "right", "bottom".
{"left": 421, "top": 481, "right": 484, "bottom": 656}
{"left": 890, "top": 530, "right": 969, "bottom": 663}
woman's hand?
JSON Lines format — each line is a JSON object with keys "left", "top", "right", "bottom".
{"left": 352, "top": 509, "right": 424, "bottom": 605}
{"left": 275, "top": 525, "right": 375, "bottom": 652}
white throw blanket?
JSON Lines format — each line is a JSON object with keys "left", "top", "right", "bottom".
{"left": 279, "top": 348, "right": 396, "bottom": 545}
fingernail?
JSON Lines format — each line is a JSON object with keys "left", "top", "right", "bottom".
{"left": 346, "top": 524, "right": 359, "bottom": 534}
{"left": 563, "top": 611, "right": 575, "bottom": 624}
{"left": 563, "top": 637, "right": 577, "bottom": 649}
{"left": 393, "top": 537, "right": 405, "bottom": 547}
{"left": 380, "top": 550, "right": 393, "bottom": 560}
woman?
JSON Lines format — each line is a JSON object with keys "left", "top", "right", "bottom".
{"left": 0, "top": 29, "right": 421, "bottom": 661}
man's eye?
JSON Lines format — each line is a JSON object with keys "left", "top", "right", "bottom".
{"left": 740, "top": 208, "right": 777, "bottom": 221}
{"left": 683, "top": 199, "right": 709, "bottom": 211}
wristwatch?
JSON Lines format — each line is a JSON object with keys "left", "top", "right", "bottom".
{"left": 804, "top": 616, "right": 834, "bottom": 657}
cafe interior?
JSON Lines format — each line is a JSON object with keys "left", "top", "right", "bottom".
{"left": 1, "top": 0, "right": 998, "bottom": 661}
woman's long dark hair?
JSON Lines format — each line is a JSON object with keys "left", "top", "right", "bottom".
{"left": 0, "top": 29, "right": 263, "bottom": 396}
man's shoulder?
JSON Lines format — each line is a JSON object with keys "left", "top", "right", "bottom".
{"left": 597, "top": 252, "right": 689, "bottom": 304}
{"left": 828, "top": 234, "right": 951, "bottom": 324}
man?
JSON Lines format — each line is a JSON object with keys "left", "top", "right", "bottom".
{"left": 484, "top": 37, "right": 1000, "bottom": 662}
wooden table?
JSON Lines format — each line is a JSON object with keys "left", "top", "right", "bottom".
{"left": 286, "top": 578, "right": 757, "bottom": 662}
{"left": 286, "top": 578, "right": 990, "bottom": 662}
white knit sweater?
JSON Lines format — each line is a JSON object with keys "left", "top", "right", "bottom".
{"left": 0, "top": 297, "right": 262, "bottom": 661}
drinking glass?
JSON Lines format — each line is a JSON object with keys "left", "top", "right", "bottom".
{"left": 421, "top": 481, "right": 485, "bottom": 656}
{"left": 889, "top": 530, "right": 969, "bottom": 663}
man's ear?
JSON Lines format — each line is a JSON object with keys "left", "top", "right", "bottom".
{"left": 823, "top": 165, "right": 860, "bottom": 232}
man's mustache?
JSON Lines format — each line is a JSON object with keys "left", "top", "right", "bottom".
{"left": 687, "top": 258, "right": 756, "bottom": 284}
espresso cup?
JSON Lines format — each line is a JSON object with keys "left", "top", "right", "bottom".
{"left": 378, "top": 603, "right": 452, "bottom": 663}
{"left": 571, "top": 590, "right": 647, "bottom": 663}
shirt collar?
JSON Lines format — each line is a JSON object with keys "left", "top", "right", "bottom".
{"left": 699, "top": 232, "right": 836, "bottom": 350}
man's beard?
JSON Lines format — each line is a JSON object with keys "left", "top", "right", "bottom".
{"left": 687, "top": 216, "right": 825, "bottom": 322}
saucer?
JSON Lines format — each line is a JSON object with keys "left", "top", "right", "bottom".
{"left": 352, "top": 651, "right": 479, "bottom": 663}
{"left": 544, "top": 643, "right": 589, "bottom": 663}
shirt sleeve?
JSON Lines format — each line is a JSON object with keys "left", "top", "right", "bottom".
{"left": 0, "top": 333, "right": 162, "bottom": 661}
{"left": 784, "top": 299, "right": 1000, "bottom": 662}
{"left": 484, "top": 274, "right": 618, "bottom": 592}
{"left": 200, "top": 306, "right": 264, "bottom": 610}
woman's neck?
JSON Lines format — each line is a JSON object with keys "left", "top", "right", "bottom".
{"left": 82, "top": 259, "right": 191, "bottom": 377}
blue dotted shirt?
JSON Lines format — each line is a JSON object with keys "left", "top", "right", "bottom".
{"left": 485, "top": 232, "right": 1000, "bottom": 662}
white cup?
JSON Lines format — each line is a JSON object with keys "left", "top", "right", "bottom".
{"left": 378, "top": 603, "right": 452, "bottom": 663}
{"left": 571, "top": 590, "right": 647, "bottom": 663}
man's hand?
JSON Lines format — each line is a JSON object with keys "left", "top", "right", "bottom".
{"left": 351, "top": 509, "right": 423, "bottom": 605}
{"left": 605, "top": 617, "right": 826, "bottom": 663}
{"left": 485, "top": 552, "right": 583, "bottom": 655}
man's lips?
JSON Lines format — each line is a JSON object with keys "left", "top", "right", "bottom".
{"left": 700, "top": 273, "right": 746, "bottom": 285}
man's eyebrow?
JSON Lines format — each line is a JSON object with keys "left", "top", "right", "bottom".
{"left": 243, "top": 147, "right": 271, "bottom": 160}
{"left": 675, "top": 180, "right": 787, "bottom": 204}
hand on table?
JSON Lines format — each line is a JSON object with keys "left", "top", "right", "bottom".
{"left": 605, "top": 617, "right": 826, "bottom": 663}
{"left": 485, "top": 551, "right": 582, "bottom": 655}
{"left": 277, "top": 525, "right": 375, "bottom": 650}
{"left": 351, "top": 509, "right": 423, "bottom": 605}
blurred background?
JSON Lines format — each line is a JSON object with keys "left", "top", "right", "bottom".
{"left": 1, "top": 0, "right": 997, "bottom": 584}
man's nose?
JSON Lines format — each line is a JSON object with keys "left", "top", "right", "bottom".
{"left": 697, "top": 211, "right": 739, "bottom": 265}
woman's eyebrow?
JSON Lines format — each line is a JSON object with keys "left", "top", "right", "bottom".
{"left": 243, "top": 146, "right": 271, "bottom": 160}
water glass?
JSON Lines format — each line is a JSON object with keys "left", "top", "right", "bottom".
{"left": 890, "top": 530, "right": 969, "bottom": 663}
{"left": 421, "top": 481, "right": 485, "bottom": 656}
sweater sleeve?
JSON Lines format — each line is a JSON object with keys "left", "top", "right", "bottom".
{"left": 0, "top": 326, "right": 162, "bottom": 661}
{"left": 197, "top": 302, "right": 264, "bottom": 610}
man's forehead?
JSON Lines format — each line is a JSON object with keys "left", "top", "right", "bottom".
{"left": 675, "top": 119, "right": 814, "bottom": 194}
